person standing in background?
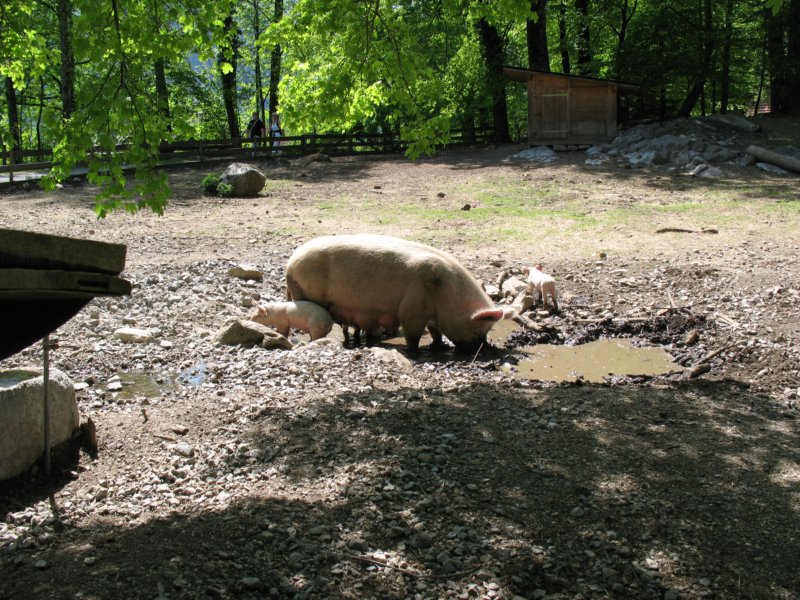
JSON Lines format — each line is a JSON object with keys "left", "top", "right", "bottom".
{"left": 246, "top": 111, "right": 266, "bottom": 155}
{"left": 270, "top": 112, "right": 283, "bottom": 153}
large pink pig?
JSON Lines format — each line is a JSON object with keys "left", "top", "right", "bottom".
{"left": 285, "top": 234, "right": 515, "bottom": 350}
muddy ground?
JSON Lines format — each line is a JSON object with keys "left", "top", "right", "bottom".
{"left": 1, "top": 125, "right": 799, "bottom": 600}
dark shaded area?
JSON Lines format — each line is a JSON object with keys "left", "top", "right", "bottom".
{"left": 1, "top": 378, "right": 798, "bottom": 599}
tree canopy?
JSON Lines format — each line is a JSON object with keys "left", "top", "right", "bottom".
{"left": 1, "top": 0, "right": 797, "bottom": 215}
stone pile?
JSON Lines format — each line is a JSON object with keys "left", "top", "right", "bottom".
{"left": 584, "top": 116, "right": 799, "bottom": 176}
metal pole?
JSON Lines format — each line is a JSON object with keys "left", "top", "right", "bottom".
{"left": 43, "top": 335, "right": 51, "bottom": 475}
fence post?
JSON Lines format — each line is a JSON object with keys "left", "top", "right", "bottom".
{"left": 6, "top": 145, "right": 13, "bottom": 183}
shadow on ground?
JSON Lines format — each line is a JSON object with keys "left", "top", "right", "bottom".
{"left": 1, "top": 378, "right": 798, "bottom": 599}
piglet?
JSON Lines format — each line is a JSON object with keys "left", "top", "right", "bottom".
{"left": 521, "top": 264, "right": 559, "bottom": 312}
{"left": 250, "top": 300, "right": 333, "bottom": 341}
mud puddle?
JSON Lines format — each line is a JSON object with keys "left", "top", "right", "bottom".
{"left": 494, "top": 320, "right": 683, "bottom": 383}
{"left": 507, "top": 339, "right": 682, "bottom": 383}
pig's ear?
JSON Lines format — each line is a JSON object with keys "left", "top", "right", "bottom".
{"left": 472, "top": 308, "right": 505, "bottom": 323}
{"left": 255, "top": 305, "right": 267, "bottom": 316}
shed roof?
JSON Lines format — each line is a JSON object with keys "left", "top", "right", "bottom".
{"left": 503, "top": 66, "right": 639, "bottom": 93}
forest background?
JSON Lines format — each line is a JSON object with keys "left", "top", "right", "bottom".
{"left": 1, "top": 0, "right": 798, "bottom": 215}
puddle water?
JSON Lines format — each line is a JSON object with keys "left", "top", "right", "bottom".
{"left": 177, "top": 362, "right": 207, "bottom": 387}
{"left": 114, "top": 372, "right": 175, "bottom": 399}
{"left": 487, "top": 319, "right": 519, "bottom": 346}
{"left": 111, "top": 364, "right": 205, "bottom": 399}
{"left": 511, "top": 339, "right": 682, "bottom": 383}
{"left": 0, "top": 369, "right": 39, "bottom": 389}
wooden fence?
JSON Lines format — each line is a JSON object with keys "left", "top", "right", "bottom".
{"left": 0, "top": 128, "right": 495, "bottom": 181}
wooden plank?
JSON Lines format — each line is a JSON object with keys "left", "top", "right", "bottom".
{"left": 0, "top": 229, "right": 127, "bottom": 274}
{"left": 0, "top": 269, "right": 132, "bottom": 296}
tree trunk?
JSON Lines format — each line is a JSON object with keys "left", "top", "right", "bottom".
{"left": 677, "top": 0, "right": 713, "bottom": 117}
{"left": 527, "top": 0, "right": 550, "bottom": 71}
{"left": 5, "top": 77, "right": 21, "bottom": 164}
{"left": 766, "top": 6, "right": 785, "bottom": 114}
{"left": 253, "top": 0, "right": 265, "bottom": 123}
{"left": 783, "top": 0, "right": 800, "bottom": 113}
{"left": 268, "top": 0, "right": 284, "bottom": 115}
{"left": 152, "top": 0, "right": 171, "bottom": 129}
{"left": 57, "top": 0, "right": 76, "bottom": 118}
{"left": 575, "top": 0, "right": 591, "bottom": 75}
{"left": 748, "top": 144, "right": 800, "bottom": 173}
{"left": 36, "top": 77, "right": 45, "bottom": 150}
{"left": 218, "top": 12, "right": 240, "bottom": 138}
{"left": 558, "top": 1, "right": 570, "bottom": 74}
{"left": 476, "top": 18, "right": 511, "bottom": 143}
{"left": 719, "top": 0, "right": 733, "bottom": 113}
{"left": 154, "top": 59, "right": 172, "bottom": 129}
{"left": 613, "top": 0, "right": 637, "bottom": 76}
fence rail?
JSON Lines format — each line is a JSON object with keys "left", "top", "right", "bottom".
{"left": 1, "top": 128, "right": 496, "bottom": 181}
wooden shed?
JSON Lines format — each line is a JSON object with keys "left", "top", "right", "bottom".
{"left": 503, "top": 67, "right": 638, "bottom": 146}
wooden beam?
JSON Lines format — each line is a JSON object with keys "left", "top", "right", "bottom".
{"left": 747, "top": 145, "right": 800, "bottom": 174}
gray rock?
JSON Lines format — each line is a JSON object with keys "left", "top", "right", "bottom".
{"left": 708, "top": 113, "right": 760, "bottom": 132}
{"left": 367, "top": 347, "right": 412, "bottom": 371}
{"left": 220, "top": 163, "right": 266, "bottom": 196}
{"left": 261, "top": 331, "right": 294, "bottom": 350}
{"left": 294, "top": 153, "right": 331, "bottom": 166}
{"left": 228, "top": 264, "right": 263, "bottom": 280}
{"left": 214, "top": 319, "right": 285, "bottom": 348}
{"left": 698, "top": 165, "right": 723, "bottom": 178}
{"left": 756, "top": 162, "right": 789, "bottom": 175}
{"left": 0, "top": 369, "right": 79, "bottom": 481}
{"left": 501, "top": 276, "right": 528, "bottom": 297}
{"left": 505, "top": 146, "right": 558, "bottom": 163}
{"left": 114, "top": 327, "right": 155, "bottom": 343}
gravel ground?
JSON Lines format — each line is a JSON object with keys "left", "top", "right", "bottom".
{"left": 1, "top": 140, "right": 799, "bottom": 600}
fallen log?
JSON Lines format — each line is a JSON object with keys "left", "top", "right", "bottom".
{"left": 655, "top": 227, "right": 719, "bottom": 234}
{"left": 747, "top": 145, "right": 800, "bottom": 174}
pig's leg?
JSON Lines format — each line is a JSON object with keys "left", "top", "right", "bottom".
{"left": 549, "top": 285, "right": 559, "bottom": 312}
{"left": 308, "top": 319, "right": 333, "bottom": 340}
{"left": 398, "top": 298, "right": 429, "bottom": 351}
{"left": 427, "top": 324, "right": 445, "bottom": 348}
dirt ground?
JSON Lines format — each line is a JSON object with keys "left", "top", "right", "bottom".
{"left": 1, "top": 125, "right": 799, "bottom": 600}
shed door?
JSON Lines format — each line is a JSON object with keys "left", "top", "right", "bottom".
{"left": 540, "top": 92, "right": 569, "bottom": 139}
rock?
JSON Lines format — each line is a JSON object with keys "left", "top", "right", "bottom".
{"left": 688, "top": 363, "right": 712, "bottom": 378}
{"left": 294, "top": 153, "right": 331, "bottom": 166}
{"left": 756, "top": 162, "right": 789, "bottom": 175}
{"left": 213, "top": 319, "right": 286, "bottom": 348}
{"left": 239, "top": 577, "right": 261, "bottom": 590}
{"left": 505, "top": 146, "right": 558, "bottom": 163}
{"left": 114, "top": 327, "right": 155, "bottom": 343}
{"left": 511, "top": 291, "right": 534, "bottom": 313}
{"left": 708, "top": 113, "right": 760, "bottom": 132}
{"left": 482, "top": 284, "right": 501, "bottom": 300}
{"left": 260, "top": 331, "right": 294, "bottom": 350}
{"left": 368, "top": 347, "right": 413, "bottom": 371}
{"left": 0, "top": 369, "right": 79, "bottom": 481}
{"left": 220, "top": 163, "right": 266, "bottom": 196}
{"left": 501, "top": 276, "right": 528, "bottom": 297}
{"left": 173, "top": 442, "right": 195, "bottom": 458}
{"left": 227, "top": 264, "right": 263, "bottom": 280}
{"left": 683, "top": 329, "right": 700, "bottom": 346}
{"left": 698, "top": 165, "right": 723, "bottom": 178}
